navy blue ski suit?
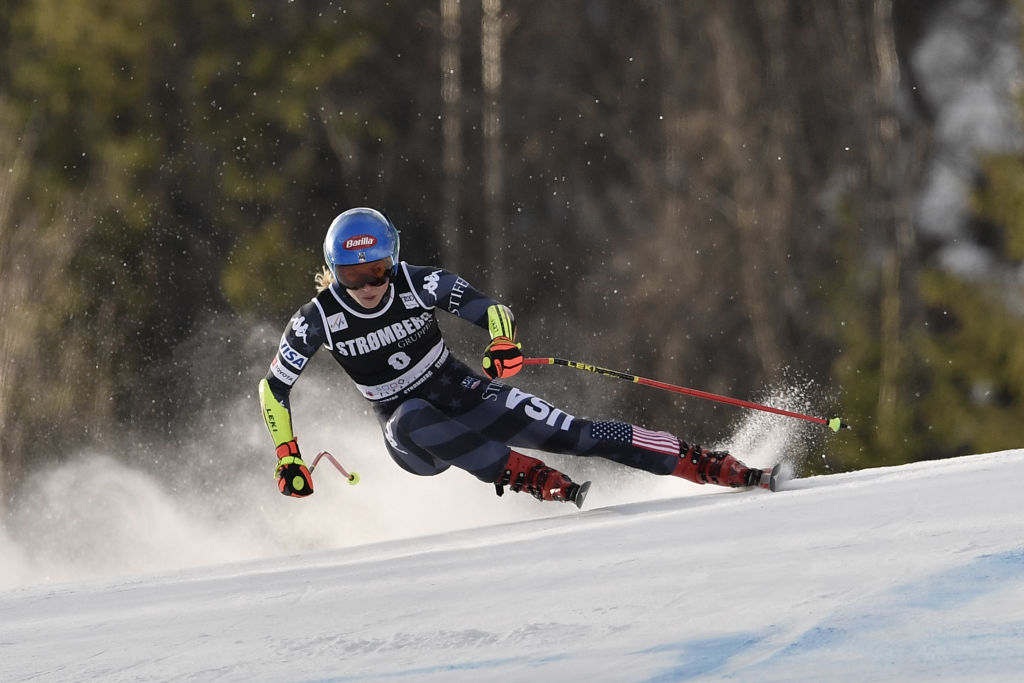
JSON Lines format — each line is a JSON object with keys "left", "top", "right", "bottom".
{"left": 262, "top": 263, "right": 684, "bottom": 485}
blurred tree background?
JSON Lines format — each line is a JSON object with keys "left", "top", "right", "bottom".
{"left": 2, "top": 0, "right": 1023, "bottom": 506}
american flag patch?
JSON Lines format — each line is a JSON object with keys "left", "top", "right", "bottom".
{"left": 590, "top": 421, "right": 680, "bottom": 456}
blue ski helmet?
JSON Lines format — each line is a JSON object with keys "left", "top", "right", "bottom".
{"left": 323, "top": 208, "right": 400, "bottom": 272}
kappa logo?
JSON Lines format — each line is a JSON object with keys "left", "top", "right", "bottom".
{"left": 291, "top": 316, "right": 309, "bottom": 343}
{"left": 423, "top": 270, "right": 441, "bottom": 301}
{"left": 384, "top": 418, "right": 410, "bottom": 455}
{"left": 344, "top": 234, "right": 377, "bottom": 250}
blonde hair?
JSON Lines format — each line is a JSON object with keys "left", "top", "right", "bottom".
{"left": 314, "top": 266, "right": 334, "bottom": 292}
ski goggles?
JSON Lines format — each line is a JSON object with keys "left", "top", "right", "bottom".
{"left": 336, "top": 257, "right": 394, "bottom": 290}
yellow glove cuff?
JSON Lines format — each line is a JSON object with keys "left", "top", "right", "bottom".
{"left": 487, "top": 304, "right": 516, "bottom": 340}
{"left": 278, "top": 455, "right": 304, "bottom": 466}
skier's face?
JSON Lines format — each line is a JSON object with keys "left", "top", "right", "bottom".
{"left": 338, "top": 258, "right": 392, "bottom": 309}
{"left": 345, "top": 276, "right": 390, "bottom": 308}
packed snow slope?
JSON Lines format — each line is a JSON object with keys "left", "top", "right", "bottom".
{"left": 2, "top": 449, "right": 1023, "bottom": 682}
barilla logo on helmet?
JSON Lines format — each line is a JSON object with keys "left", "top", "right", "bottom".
{"left": 344, "top": 235, "right": 378, "bottom": 250}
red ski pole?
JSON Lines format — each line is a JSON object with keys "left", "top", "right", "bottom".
{"left": 523, "top": 357, "right": 849, "bottom": 432}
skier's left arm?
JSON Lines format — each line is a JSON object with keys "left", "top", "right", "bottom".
{"left": 258, "top": 302, "right": 325, "bottom": 498}
{"left": 404, "top": 264, "right": 523, "bottom": 378}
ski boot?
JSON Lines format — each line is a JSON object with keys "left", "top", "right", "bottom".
{"left": 672, "top": 443, "right": 771, "bottom": 489}
{"left": 495, "top": 450, "right": 591, "bottom": 509}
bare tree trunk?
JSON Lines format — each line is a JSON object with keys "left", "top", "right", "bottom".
{"left": 0, "top": 102, "right": 42, "bottom": 507}
{"left": 0, "top": 110, "right": 73, "bottom": 499}
{"left": 755, "top": 0, "right": 799, "bottom": 379}
{"left": 870, "top": 0, "right": 916, "bottom": 446}
{"left": 440, "top": 0, "right": 464, "bottom": 269}
{"left": 0, "top": 103, "right": 20, "bottom": 508}
{"left": 709, "top": 7, "right": 784, "bottom": 379}
{"left": 651, "top": 0, "right": 694, "bottom": 383}
{"left": 482, "top": 0, "right": 506, "bottom": 295}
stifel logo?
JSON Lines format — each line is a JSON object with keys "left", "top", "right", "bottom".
{"left": 344, "top": 235, "right": 378, "bottom": 250}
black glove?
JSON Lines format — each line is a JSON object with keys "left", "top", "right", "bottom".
{"left": 275, "top": 439, "right": 314, "bottom": 497}
{"left": 482, "top": 336, "right": 523, "bottom": 379}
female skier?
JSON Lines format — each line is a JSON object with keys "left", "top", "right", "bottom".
{"left": 259, "top": 208, "right": 770, "bottom": 508}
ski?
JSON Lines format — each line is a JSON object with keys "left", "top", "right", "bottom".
{"left": 755, "top": 463, "right": 784, "bottom": 492}
{"left": 568, "top": 480, "right": 591, "bottom": 509}
{"left": 749, "top": 463, "right": 784, "bottom": 492}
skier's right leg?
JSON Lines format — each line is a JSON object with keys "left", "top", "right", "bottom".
{"left": 378, "top": 398, "right": 586, "bottom": 505}
{"left": 496, "top": 450, "right": 589, "bottom": 507}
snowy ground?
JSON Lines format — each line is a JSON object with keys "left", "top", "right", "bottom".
{"left": 2, "top": 446, "right": 1023, "bottom": 682}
